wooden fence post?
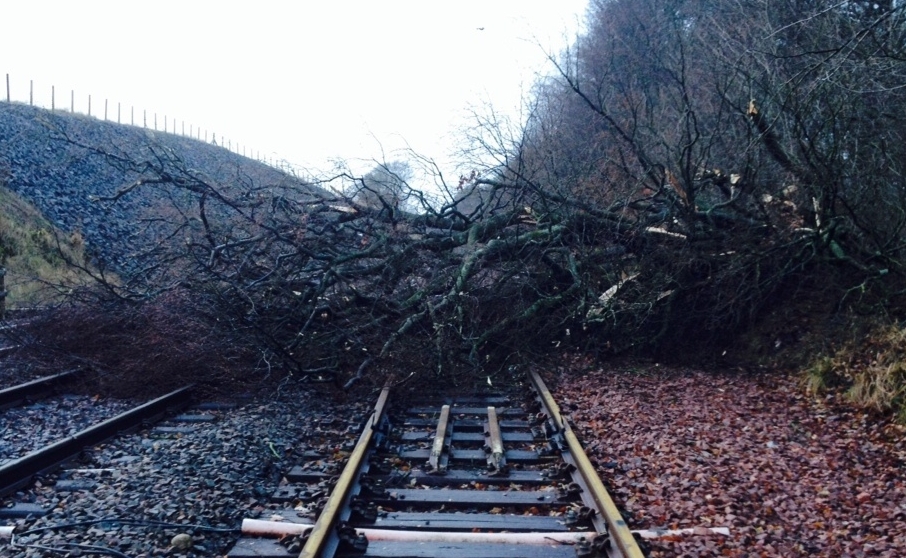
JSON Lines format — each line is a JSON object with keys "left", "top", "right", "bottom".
{"left": 29, "top": 80, "right": 33, "bottom": 105}
{"left": 0, "top": 267, "right": 6, "bottom": 321}
{"left": 71, "top": 90, "right": 74, "bottom": 112}
{"left": 88, "top": 94, "right": 91, "bottom": 116}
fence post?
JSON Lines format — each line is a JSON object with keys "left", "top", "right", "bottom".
{"left": 105, "top": 99, "right": 108, "bottom": 120}
{"left": 52, "top": 85, "right": 55, "bottom": 111}
{"left": 0, "top": 267, "right": 6, "bottom": 321}
{"left": 6, "top": 74, "right": 9, "bottom": 103}
{"left": 154, "top": 112, "right": 157, "bottom": 130}
{"left": 88, "top": 94, "right": 91, "bottom": 116}
{"left": 131, "top": 106, "right": 134, "bottom": 125}
{"left": 29, "top": 80, "right": 33, "bottom": 105}
{"left": 71, "top": 90, "right": 74, "bottom": 112}
{"left": 143, "top": 109, "right": 146, "bottom": 128}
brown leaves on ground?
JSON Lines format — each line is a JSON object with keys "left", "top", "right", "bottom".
{"left": 553, "top": 360, "right": 906, "bottom": 557}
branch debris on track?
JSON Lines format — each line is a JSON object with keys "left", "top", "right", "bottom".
{"left": 552, "top": 359, "right": 906, "bottom": 557}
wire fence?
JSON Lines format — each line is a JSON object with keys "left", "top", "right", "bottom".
{"left": 3, "top": 73, "right": 297, "bottom": 173}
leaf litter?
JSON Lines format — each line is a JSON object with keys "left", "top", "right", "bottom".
{"left": 551, "top": 359, "right": 906, "bottom": 557}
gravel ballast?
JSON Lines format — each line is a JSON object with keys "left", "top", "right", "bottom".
{"left": 1, "top": 384, "right": 370, "bottom": 557}
{"left": 0, "top": 395, "right": 135, "bottom": 464}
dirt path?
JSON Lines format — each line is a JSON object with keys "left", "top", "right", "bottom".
{"left": 552, "top": 359, "right": 906, "bottom": 557}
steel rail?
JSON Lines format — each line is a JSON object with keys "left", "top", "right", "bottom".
{"left": 529, "top": 370, "right": 645, "bottom": 558}
{"left": 299, "top": 386, "right": 390, "bottom": 558}
{"left": 0, "top": 369, "right": 80, "bottom": 409}
{"left": 0, "top": 385, "right": 193, "bottom": 497}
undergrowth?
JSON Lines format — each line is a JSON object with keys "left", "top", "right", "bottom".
{"left": 805, "top": 323, "right": 906, "bottom": 422}
{"left": 13, "top": 290, "right": 261, "bottom": 397}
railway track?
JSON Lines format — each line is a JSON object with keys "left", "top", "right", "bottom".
{"left": 0, "top": 384, "right": 316, "bottom": 555}
{"left": 0, "top": 315, "right": 30, "bottom": 358}
{"left": 0, "top": 369, "right": 80, "bottom": 410}
{"left": 228, "top": 372, "right": 645, "bottom": 558}
{"left": 0, "top": 320, "right": 19, "bottom": 358}
{"left": 0, "top": 378, "right": 194, "bottom": 498}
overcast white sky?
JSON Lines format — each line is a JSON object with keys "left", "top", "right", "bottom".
{"left": 2, "top": 1, "right": 587, "bottom": 181}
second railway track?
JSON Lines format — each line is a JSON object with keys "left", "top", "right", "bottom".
{"left": 0, "top": 376, "right": 194, "bottom": 498}
{"left": 229, "top": 371, "right": 645, "bottom": 558}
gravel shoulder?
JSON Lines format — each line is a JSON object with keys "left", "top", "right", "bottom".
{"left": 553, "top": 359, "right": 906, "bottom": 557}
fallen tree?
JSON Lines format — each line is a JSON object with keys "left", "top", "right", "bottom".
{"left": 8, "top": 0, "right": 906, "bottom": 393}
{"left": 7, "top": 137, "right": 818, "bottom": 391}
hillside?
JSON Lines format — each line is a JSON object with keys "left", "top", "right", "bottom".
{"left": 0, "top": 102, "right": 322, "bottom": 275}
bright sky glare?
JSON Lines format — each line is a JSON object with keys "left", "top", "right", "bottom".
{"left": 2, "top": 1, "right": 587, "bottom": 181}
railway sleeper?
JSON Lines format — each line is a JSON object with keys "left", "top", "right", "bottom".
{"left": 238, "top": 519, "right": 602, "bottom": 558}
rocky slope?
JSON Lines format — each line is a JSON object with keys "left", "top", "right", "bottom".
{"left": 0, "top": 102, "right": 318, "bottom": 273}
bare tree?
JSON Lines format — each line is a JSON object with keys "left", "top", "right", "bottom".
{"left": 460, "top": 0, "right": 906, "bottom": 352}
{"left": 350, "top": 160, "right": 412, "bottom": 215}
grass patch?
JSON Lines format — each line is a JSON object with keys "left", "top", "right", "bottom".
{"left": 0, "top": 183, "right": 97, "bottom": 307}
{"left": 804, "top": 355, "right": 840, "bottom": 396}
{"left": 803, "top": 323, "right": 906, "bottom": 421}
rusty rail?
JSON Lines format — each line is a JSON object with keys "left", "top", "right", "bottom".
{"left": 0, "top": 369, "right": 81, "bottom": 409}
{"left": 530, "top": 371, "right": 645, "bottom": 558}
{"left": 299, "top": 386, "right": 390, "bottom": 558}
{"left": 0, "top": 385, "right": 193, "bottom": 497}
